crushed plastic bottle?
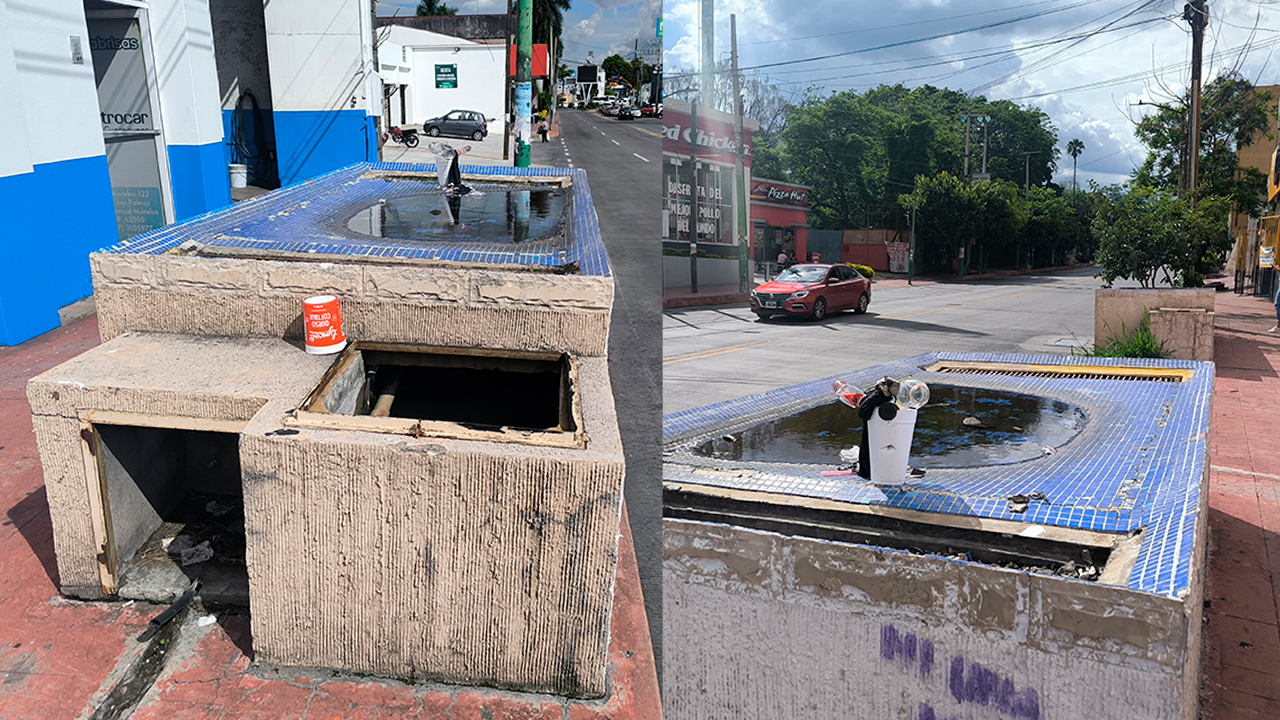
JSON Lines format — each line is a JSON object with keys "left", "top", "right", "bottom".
{"left": 832, "top": 379, "right": 865, "bottom": 409}
{"left": 896, "top": 378, "right": 930, "bottom": 410}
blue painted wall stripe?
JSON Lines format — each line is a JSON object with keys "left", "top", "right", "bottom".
{"left": 168, "top": 141, "right": 232, "bottom": 221}
{"left": 273, "top": 109, "right": 376, "bottom": 188}
{"left": 0, "top": 155, "right": 117, "bottom": 346}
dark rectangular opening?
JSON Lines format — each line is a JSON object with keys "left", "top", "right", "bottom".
{"left": 362, "top": 349, "right": 570, "bottom": 431}
{"left": 305, "top": 344, "right": 578, "bottom": 437}
{"left": 665, "top": 486, "right": 1117, "bottom": 581}
{"left": 99, "top": 424, "right": 248, "bottom": 607}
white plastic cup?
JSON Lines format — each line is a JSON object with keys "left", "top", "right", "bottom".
{"left": 229, "top": 163, "right": 248, "bottom": 189}
{"left": 867, "top": 407, "right": 918, "bottom": 484}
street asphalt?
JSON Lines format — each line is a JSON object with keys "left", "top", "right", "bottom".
{"left": 532, "top": 108, "right": 665, "bottom": 677}
{"left": 663, "top": 266, "right": 1104, "bottom": 414}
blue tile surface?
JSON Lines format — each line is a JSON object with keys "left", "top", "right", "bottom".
{"left": 103, "top": 162, "right": 610, "bottom": 277}
{"left": 663, "top": 352, "right": 1214, "bottom": 598}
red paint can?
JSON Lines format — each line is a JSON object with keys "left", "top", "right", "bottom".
{"left": 303, "top": 295, "right": 347, "bottom": 355}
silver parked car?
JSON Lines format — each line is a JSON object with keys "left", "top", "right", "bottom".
{"left": 423, "top": 110, "right": 489, "bottom": 141}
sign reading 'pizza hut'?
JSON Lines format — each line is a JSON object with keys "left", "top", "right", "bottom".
{"left": 750, "top": 181, "right": 808, "bottom": 207}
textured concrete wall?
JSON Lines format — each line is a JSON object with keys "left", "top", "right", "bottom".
{"left": 26, "top": 334, "right": 330, "bottom": 598}
{"left": 29, "top": 333, "right": 626, "bottom": 697}
{"left": 1148, "top": 307, "right": 1215, "bottom": 361}
{"left": 1095, "top": 288, "right": 1215, "bottom": 349}
{"left": 663, "top": 519, "right": 1200, "bottom": 720}
{"left": 92, "top": 253, "right": 613, "bottom": 356}
{"left": 239, "top": 355, "right": 625, "bottom": 697}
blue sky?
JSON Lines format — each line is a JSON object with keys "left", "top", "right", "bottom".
{"left": 376, "top": 0, "right": 661, "bottom": 66}
{"left": 662, "top": 0, "right": 1280, "bottom": 187}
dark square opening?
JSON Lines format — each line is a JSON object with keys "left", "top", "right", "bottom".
{"left": 98, "top": 424, "right": 248, "bottom": 608}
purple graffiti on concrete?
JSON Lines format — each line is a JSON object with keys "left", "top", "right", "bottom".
{"left": 948, "top": 655, "right": 1040, "bottom": 720}
{"left": 918, "top": 704, "right": 959, "bottom": 720}
{"left": 881, "top": 624, "right": 934, "bottom": 677}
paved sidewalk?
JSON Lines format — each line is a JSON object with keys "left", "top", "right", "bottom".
{"left": 0, "top": 314, "right": 660, "bottom": 719}
{"left": 1204, "top": 289, "right": 1280, "bottom": 718}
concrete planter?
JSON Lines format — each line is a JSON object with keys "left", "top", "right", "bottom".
{"left": 1095, "top": 288, "right": 1215, "bottom": 361}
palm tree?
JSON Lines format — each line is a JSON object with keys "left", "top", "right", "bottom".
{"left": 533, "top": 0, "right": 571, "bottom": 58}
{"left": 1067, "top": 138, "right": 1085, "bottom": 192}
{"left": 416, "top": 0, "right": 457, "bottom": 16}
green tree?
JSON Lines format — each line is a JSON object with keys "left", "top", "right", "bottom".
{"left": 415, "top": 0, "right": 457, "bottom": 16}
{"left": 601, "top": 54, "right": 632, "bottom": 83}
{"left": 1067, "top": 138, "right": 1084, "bottom": 192}
{"left": 533, "top": 0, "right": 571, "bottom": 67}
{"left": 1133, "top": 73, "right": 1273, "bottom": 214}
{"left": 1092, "top": 185, "right": 1229, "bottom": 287}
{"left": 897, "top": 172, "right": 1027, "bottom": 273}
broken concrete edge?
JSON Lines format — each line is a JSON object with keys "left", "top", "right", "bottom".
{"left": 89, "top": 253, "right": 615, "bottom": 357}
{"left": 663, "top": 517, "right": 1204, "bottom": 719}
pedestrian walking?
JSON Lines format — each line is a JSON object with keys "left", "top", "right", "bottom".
{"left": 1271, "top": 281, "right": 1280, "bottom": 332}
{"left": 539, "top": 119, "right": 549, "bottom": 143}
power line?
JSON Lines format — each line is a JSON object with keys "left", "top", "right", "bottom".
{"left": 665, "top": 0, "right": 1112, "bottom": 78}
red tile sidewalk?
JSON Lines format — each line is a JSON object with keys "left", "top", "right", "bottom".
{"left": 1204, "top": 290, "right": 1280, "bottom": 719}
{"left": 0, "top": 314, "right": 660, "bottom": 719}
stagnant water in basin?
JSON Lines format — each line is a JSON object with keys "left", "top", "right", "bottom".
{"left": 692, "top": 385, "right": 1086, "bottom": 468}
{"left": 346, "top": 187, "right": 566, "bottom": 243}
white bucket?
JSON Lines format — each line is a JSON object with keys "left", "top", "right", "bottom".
{"left": 867, "top": 406, "right": 918, "bottom": 484}
{"left": 229, "top": 163, "right": 248, "bottom": 189}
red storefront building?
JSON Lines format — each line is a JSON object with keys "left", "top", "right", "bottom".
{"left": 749, "top": 179, "right": 812, "bottom": 268}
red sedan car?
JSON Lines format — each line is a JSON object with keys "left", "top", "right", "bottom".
{"left": 750, "top": 263, "right": 871, "bottom": 321}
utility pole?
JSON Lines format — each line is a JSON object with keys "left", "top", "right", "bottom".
{"left": 982, "top": 120, "right": 989, "bottom": 175}
{"left": 701, "top": 0, "right": 715, "bottom": 108}
{"left": 964, "top": 114, "right": 971, "bottom": 178}
{"left": 1023, "top": 151, "right": 1040, "bottom": 200}
{"left": 1185, "top": 0, "right": 1208, "bottom": 204}
{"left": 690, "top": 103, "right": 700, "bottom": 294}
{"left": 908, "top": 190, "right": 917, "bottom": 286}
{"left": 514, "top": 0, "right": 532, "bottom": 166}
{"left": 731, "top": 14, "right": 749, "bottom": 293}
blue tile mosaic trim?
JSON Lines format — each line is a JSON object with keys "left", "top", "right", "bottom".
{"left": 102, "top": 162, "right": 610, "bottom": 277}
{"left": 663, "top": 352, "right": 1214, "bottom": 598}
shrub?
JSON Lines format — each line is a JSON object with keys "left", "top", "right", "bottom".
{"left": 848, "top": 263, "right": 875, "bottom": 279}
{"left": 1076, "top": 314, "right": 1168, "bottom": 359}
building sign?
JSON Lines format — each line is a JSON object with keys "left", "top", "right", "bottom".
{"left": 750, "top": 181, "right": 808, "bottom": 207}
{"left": 662, "top": 108, "right": 753, "bottom": 167}
{"left": 664, "top": 157, "right": 733, "bottom": 244}
{"left": 435, "top": 64, "right": 458, "bottom": 89}
{"left": 887, "top": 242, "right": 910, "bottom": 273}
{"left": 90, "top": 19, "right": 153, "bottom": 133}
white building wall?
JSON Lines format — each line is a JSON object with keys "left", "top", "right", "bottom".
{"left": 385, "top": 25, "right": 505, "bottom": 135}
{"left": 5, "top": 0, "right": 106, "bottom": 168}
{"left": 0, "top": 0, "right": 35, "bottom": 178}
{"left": 148, "top": 0, "right": 223, "bottom": 146}
{"left": 263, "top": 0, "right": 367, "bottom": 112}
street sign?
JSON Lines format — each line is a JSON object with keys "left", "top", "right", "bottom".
{"left": 639, "top": 37, "right": 662, "bottom": 64}
{"left": 435, "top": 64, "right": 457, "bottom": 89}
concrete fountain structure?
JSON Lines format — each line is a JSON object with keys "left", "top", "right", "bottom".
{"left": 662, "top": 352, "right": 1213, "bottom": 719}
{"left": 26, "top": 161, "right": 624, "bottom": 698}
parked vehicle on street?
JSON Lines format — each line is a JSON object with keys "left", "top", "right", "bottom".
{"left": 640, "top": 104, "right": 661, "bottom": 118}
{"left": 384, "top": 126, "right": 419, "bottom": 148}
{"left": 423, "top": 110, "right": 489, "bottom": 141}
{"left": 750, "top": 263, "right": 871, "bottom": 321}
{"left": 617, "top": 105, "right": 640, "bottom": 120}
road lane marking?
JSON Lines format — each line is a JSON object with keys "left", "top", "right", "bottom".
{"left": 664, "top": 336, "right": 794, "bottom": 366}
{"left": 611, "top": 139, "right": 620, "bottom": 146}
{"left": 600, "top": 131, "right": 607, "bottom": 136}
{"left": 633, "top": 152, "right": 650, "bottom": 162}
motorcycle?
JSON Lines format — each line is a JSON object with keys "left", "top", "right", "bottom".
{"left": 385, "top": 126, "right": 420, "bottom": 148}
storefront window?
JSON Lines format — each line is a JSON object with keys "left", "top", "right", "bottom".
{"left": 663, "top": 157, "right": 734, "bottom": 245}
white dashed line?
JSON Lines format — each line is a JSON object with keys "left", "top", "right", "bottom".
{"left": 633, "top": 153, "right": 650, "bottom": 162}
{"left": 600, "top": 131, "right": 607, "bottom": 136}
{"left": 611, "top": 139, "right": 620, "bottom": 146}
